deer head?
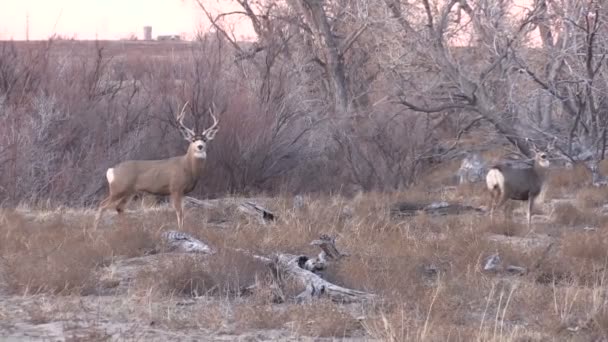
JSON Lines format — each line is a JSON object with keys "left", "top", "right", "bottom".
{"left": 176, "top": 102, "right": 220, "bottom": 160}
{"left": 527, "top": 138, "right": 552, "bottom": 168}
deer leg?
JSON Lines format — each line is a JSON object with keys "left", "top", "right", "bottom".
{"left": 115, "top": 195, "right": 131, "bottom": 214}
{"left": 527, "top": 194, "right": 536, "bottom": 227}
{"left": 171, "top": 193, "right": 184, "bottom": 230}
{"left": 494, "top": 193, "right": 509, "bottom": 222}
{"left": 489, "top": 189, "right": 500, "bottom": 221}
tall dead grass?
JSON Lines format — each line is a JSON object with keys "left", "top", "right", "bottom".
{"left": 135, "top": 248, "right": 268, "bottom": 298}
{"left": 0, "top": 209, "right": 159, "bottom": 295}
{"left": 2, "top": 183, "right": 608, "bottom": 340}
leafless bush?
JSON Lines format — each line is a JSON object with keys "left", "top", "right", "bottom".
{"left": 136, "top": 248, "right": 267, "bottom": 298}
{"left": 552, "top": 203, "right": 598, "bottom": 227}
{"left": 6, "top": 0, "right": 608, "bottom": 207}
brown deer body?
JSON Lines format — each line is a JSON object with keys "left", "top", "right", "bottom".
{"left": 93, "top": 102, "right": 219, "bottom": 229}
{"left": 486, "top": 145, "right": 551, "bottom": 227}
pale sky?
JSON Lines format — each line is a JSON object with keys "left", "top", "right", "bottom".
{"left": 0, "top": 0, "right": 254, "bottom": 40}
{"left": 0, "top": 0, "right": 537, "bottom": 43}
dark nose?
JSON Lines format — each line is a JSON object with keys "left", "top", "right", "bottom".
{"left": 197, "top": 145, "right": 204, "bottom": 150}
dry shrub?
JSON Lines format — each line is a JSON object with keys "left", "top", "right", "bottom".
{"left": 576, "top": 187, "right": 608, "bottom": 210}
{"left": 482, "top": 218, "right": 525, "bottom": 237}
{"left": 362, "top": 283, "right": 523, "bottom": 341}
{"left": 546, "top": 163, "right": 591, "bottom": 196}
{"left": 205, "top": 248, "right": 268, "bottom": 296}
{"left": 480, "top": 148, "right": 511, "bottom": 161}
{"left": 101, "top": 216, "right": 159, "bottom": 258}
{"left": 562, "top": 231, "right": 608, "bottom": 262}
{"left": 0, "top": 208, "right": 166, "bottom": 296}
{"left": 234, "top": 301, "right": 360, "bottom": 337}
{"left": 416, "top": 159, "right": 462, "bottom": 186}
{"left": 233, "top": 304, "right": 290, "bottom": 331}
{"left": 552, "top": 203, "right": 597, "bottom": 227}
{"left": 136, "top": 248, "right": 267, "bottom": 298}
{"left": 64, "top": 324, "right": 113, "bottom": 342}
{"left": 288, "top": 301, "right": 361, "bottom": 337}
{"left": 136, "top": 194, "right": 161, "bottom": 209}
{"left": 454, "top": 182, "right": 487, "bottom": 205}
{"left": 362, "top": 306, "right": 417, "bottom": 341}
{"left": 0, "top": 212, "right": 105, "bottom": 295}
{"left": 599, "top": 160, "right": 608, "bottom": 175}
{"left": 531, "top": 244, "right": 606, "bottom": 287}
{"left": 327, "top": 217, "right": 490, "bottom": 306}
{"left": 590, "top": 308, "right": 608, "bottom": 340}
{"left": 143, "top": 300, "right": 228, "bottom": 331}
{"left": 136, "top": 255, "right": 214, "bottom": 297}
{"left": 533, "top": 256, "right": 577, "bottom": 286}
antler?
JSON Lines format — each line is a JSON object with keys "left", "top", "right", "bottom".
{"left": 526, "top": 137, "right": 543, "bottom": 157}
{"left": 203, "top": 102, "right": 220, "bottom": 140}
{"left": 176, "top": 101, "right": 195, "bottom": 140}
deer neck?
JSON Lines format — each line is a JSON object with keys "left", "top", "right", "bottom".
{"left": 184, "top": 150, "right": 205, "bottom": 177}
{"left": 533, "top": 163, "right": 550, "bottom": 179}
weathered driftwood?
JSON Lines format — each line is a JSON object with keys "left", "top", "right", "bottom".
{"left": 270, "top": 253, "right": 376, "bottom": 303}
{"left": 236, "top": 235, "right": 374, "bottom": 303}
{"left": 303, "top": 234, "right": 349, "bottom": 272}
{"left": 161, "top": 230, "right": 215, "bottom": 254}
{"left": 293, "top": 195, "right": 305, "bottom": 209}
{"left": 152, "top": 231, "right": 373, "bottom": 303}
{"left": 238, "top": 201, "right": 276, "bottom": 223}
{"left": 265, "top": 235, "right": 374, "bottom": 303}
{"left": 482, "top": 253, "right": 527, "bottom": 276}
{"left": 457, "top": 152, "right": 487, "bottom": 184}
{"left": 390, "top": 201, "right": 485, "bottom": 218}
{"left": 182, "top": 196, "right": 219, "bottom": 209}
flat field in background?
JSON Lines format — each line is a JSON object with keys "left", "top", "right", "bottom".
{"left": 2, "top": 162, "right": 608, "bottom": 341}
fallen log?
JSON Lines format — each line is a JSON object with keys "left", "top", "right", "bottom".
{"left": 238, "top": 201, "right": 276, "bottom": 223}
{"left": 265, "top": 235, "right": 374, "bottom": 303}
{"left": 152, "top": 231, "right": 374, "bottom": 303}
{"left": 303, "top": 234, "right": 349, "bottom": 272}
{"left": 390, "top": 201, "right": 485, "bottom": 218}
{"left": 160, "top": 230, "right": 216, "bottom": 254}
{"left": 270, "top": 253, "right": 376, "bottom": 303}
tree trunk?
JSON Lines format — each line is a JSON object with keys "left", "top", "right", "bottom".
{"left": 289, "top": 0, "right": 349, "bottom": 113}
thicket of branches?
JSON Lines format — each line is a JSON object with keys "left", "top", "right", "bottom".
{"left": 1, "top": 0, "right": 607, "bottom": 206}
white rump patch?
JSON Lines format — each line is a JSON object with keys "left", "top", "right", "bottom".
{"left": 106, "top": 168, "right": 115, "bottom": 184}
{"left": 485, "top": 168, "right": 504, "bottom": 192}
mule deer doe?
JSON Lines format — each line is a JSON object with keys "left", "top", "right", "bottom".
{"left": 485, "top": 142, "right": 552, "bottom": 227}
{"left": 93, "top": 102, "right": 219, "bottom": 230}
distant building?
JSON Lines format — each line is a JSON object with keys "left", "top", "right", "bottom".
{"left": 157, "top": 34, "right": 182, "bottom": 41}
{"left": 143, "top": 26, "right": 152, "bottom": 40}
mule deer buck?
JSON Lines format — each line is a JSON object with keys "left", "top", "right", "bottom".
{"left": 93, "top": 102, "right": 219, "bottom": 230}
{"left": 485, "top": 141, "right": 553, "bottom": 227}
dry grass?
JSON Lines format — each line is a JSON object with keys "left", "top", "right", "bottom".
{"left": 562, "top": 230, "right": 608, "bottom": 262}
{"left": 3, "top": 181, "right": 608, "bottom": 340}
{"left": 0, "top": 208, "right": 159, "bottom": 295}
{"left": 576, "top": 187, "right": 608, "bottom": 210}
{"left": 552, "top": 203, "right": 599, "bottom": 227}
{"left": 546, "top": 163, "right": 592, "bottom": 198}
{"left": 135, "top": 248, "right": 268, "bottom": 298}
{"left": 234, "top": 301, "right": 361, "bottom": 337}
{"left": 483, "top": 218, "right": 526, "bottom": 236}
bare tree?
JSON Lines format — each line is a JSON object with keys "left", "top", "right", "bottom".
{"left": 377, "top": 0, "right": 553, "bottom": 156}
{"left": 515, "top": 0, "right": 608, "bottom": 161}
